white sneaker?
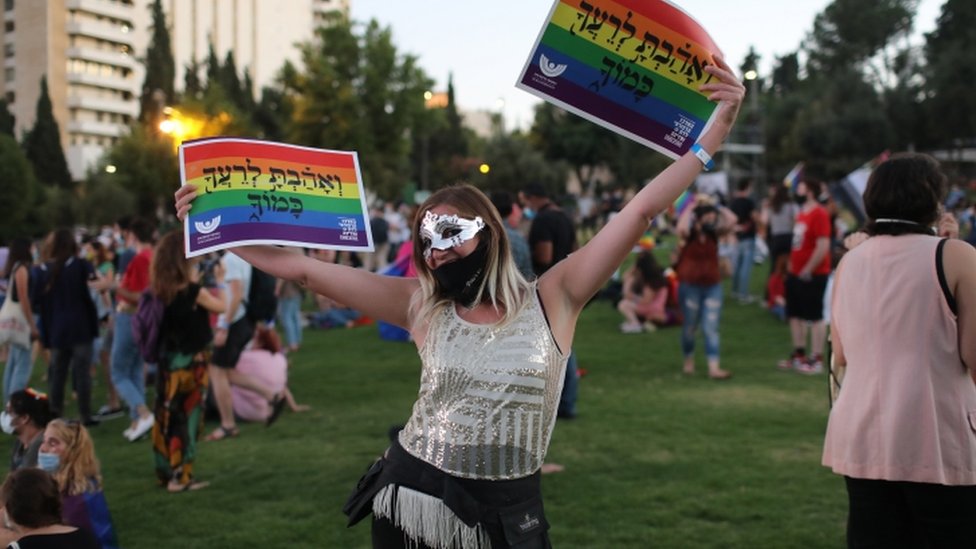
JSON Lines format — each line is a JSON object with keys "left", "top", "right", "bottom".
{"left": 127, "top": 415, "right": 155, "bottom": 442}
{"left": 123, "top": 426, "right": 134, "bottom": 439}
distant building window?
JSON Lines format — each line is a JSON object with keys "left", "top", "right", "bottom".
{"left": 4, "top": 21, "right": 13, "bottom": 32}
{"left": 5, "top": 91, "right": 13, "bottom": 103}
{"left": 4, "top": 43, "right": 12, "bottom": 58}
{"left": 4, "top": 0, "right": 12, "bottom": 13}
{"left": 3, "top": 67, "right": 12, "bottom": 82}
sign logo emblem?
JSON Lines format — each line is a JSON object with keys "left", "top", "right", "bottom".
{"left": 538, "top": 54, "right": 567, "bottom": 78}
{"left": 194, "top": 215, "right": 222, "bottom": 234}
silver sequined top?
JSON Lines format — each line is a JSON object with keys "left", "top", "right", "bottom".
{"left": 399, "top": 290, "right": 568, "bottom": 480}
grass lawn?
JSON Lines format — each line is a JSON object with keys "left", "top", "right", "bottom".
{"left": 29, "top": 268, "right": 847, "bottom": 548}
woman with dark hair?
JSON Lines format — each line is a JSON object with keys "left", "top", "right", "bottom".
{"left": 674, "top": 196, "right": 737, "bottom": 379}
{"left": 2, "top": 238, "right": 38, "bottom": 402}
{"left": 3, "top": 388, "right": 52, "bottom": 471}
{"left": 617, "top": 250, "right": 670, "bottom": 333}
{"left": 176, "top": 56, "right": 744, "bottom": 548}
{"left": 761, "top": 182, "right": 796, "bottom": 280}
{"left": 149, "top": 230, "right": 226, "bottom": 492}
{"left": 823, "top": 152, "right": 976, "bottom": 547}
{"left": 0, "top": 468, "right": 99, "bottom": 548}
{"left": 30, "top": 229, "right": 99, "bottom": 425}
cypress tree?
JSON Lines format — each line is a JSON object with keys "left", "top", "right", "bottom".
{"left": 23, "top": 76, "right": 72, "bottom": 188}
{"left": 183, "top": 58, "right": 202, "bottom": 100}
{"left": 139, "top": 0, "right": 176, "bottom": 124}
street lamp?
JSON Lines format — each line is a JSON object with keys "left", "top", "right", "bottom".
{"left": 157, "top": 107, "right": 206, "bottom": 150}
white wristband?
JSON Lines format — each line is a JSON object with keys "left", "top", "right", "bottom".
{"left": 691, "top": 143, "right": 714, "bottom": 171}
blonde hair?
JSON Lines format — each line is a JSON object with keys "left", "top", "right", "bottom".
{"left": 410, "top": 184, "right": 532, "bottom": 326}
{"left": 46, "top": 419, "right": 102, "bottom": 496}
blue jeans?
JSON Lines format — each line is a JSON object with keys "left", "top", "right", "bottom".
{"left": 311, "top": 308, "right": 360, "bottom": 328}
{"left": 731, "top": 237, "right": 755, "bottom": 297}
{"left": 277, "top": 296, "right": 302, "bottom": 348}
{"left": 3, "top": 343, "right": 32, "bottom": 403}
{"left": 558, "top": 350, "right": 578, "bottom": 418}
{"left": 111, "top": 312, "right": 145, "bottom": 419}
{"left": 679, "top": 283, "right": 723, "bottom": 361}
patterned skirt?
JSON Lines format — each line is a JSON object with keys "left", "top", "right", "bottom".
{"left": 152, "top": 351, "right": 210, "bottom": 487}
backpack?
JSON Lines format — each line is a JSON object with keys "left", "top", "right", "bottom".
{"left": 132, "top": 290, "right": 165, "bottom": 363}
{"left": 245, "top": 266, "right": 278, "bottom": 324}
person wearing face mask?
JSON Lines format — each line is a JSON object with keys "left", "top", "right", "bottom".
{"left": 0, "top": 468, "right": 100, "bottom": 549}
{"left": 674, "top": 196, "right": 737, "bottom": 379}
{"left": 3, "top": 389, "right": 52, "bottom": 472}
{"left": 776, "top": 179, "right": 832, "bottom": 375}
{"left": 37, "top": 419, "right": 118, "bottom": 549}
{"left": 175, "top": 54, "right": 744, "bottom": 549}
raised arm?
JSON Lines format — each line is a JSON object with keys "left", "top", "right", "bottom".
{"left": 676, "top": 202, "right": 695, "bottom": 239}
{"left": 716, "top": 205, "right": 738, "bottom": 235}
{"left": 539, "top": 56, "right": 745, "bottom": 317}
{"left": 175, "top": 185, "right": 419, "bottom": 328}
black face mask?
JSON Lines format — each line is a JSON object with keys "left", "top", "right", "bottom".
{"left": 432, "top": 241, "right": 490, "bottom": 306}
{"left": 699, "top": 222, "right": 717, "bottom": 239}
{"left": 794, "top": 194, "right": 807, "bottom": 206}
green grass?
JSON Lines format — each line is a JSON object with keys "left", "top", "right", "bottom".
{"left": 32, "top": 270, "right": 846, "bottom": 548}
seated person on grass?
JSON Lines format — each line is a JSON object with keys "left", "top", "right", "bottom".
{"left": 231, "top": 327, "right": 310, "bottom": 423}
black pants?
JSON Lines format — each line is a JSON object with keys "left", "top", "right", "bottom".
{"left": 845, "top": 476, "right": 976, "bottom": 548}
{"left": 49, "top": 342, "right": 95, "bottom": 421}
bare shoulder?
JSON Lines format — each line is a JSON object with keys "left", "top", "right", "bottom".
{"left": 942, "top": 239, "right": 976, "bottom": 284}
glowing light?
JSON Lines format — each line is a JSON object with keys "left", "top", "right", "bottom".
{"left": 105, "top": 165, "right": 117, "bottom": 174}
{"left": 479, "top": 163, "right": 490, "bottom": 175}
{"left": 423, "top": 91, "right": 433, "bottom": 101}
{"left": 744, "top": 70, "right": 758, "bottom": 81}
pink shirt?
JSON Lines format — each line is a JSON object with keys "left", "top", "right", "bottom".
{"left": 231, "top": 350, "right": 287, "bottom": 422}
{"left": 823, "top": 235, "right": 976, "bottom": 485}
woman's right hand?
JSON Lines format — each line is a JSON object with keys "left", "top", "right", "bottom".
{"left": 175, "top": 184, "right": 197, "bottom": 222}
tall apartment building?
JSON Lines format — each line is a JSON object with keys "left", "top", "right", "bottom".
{"left": 1, "top": 0, "right": 347, "bottom": 181}
{"left": 163, "top": 0, "right": 348, "bottom": 99}
{"left": 1, "top": 0, "right": 143, "bottom": 181}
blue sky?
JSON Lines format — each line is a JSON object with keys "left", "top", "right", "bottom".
{"left": 350, "top": 0, "right": 943, "bottom": 130}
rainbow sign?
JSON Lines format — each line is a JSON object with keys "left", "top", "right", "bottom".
{"left": 517, "top": 0, "right": 722, "bottom": 159}
{"left": 179, "top": 137, "right": 372, "bottom": 258}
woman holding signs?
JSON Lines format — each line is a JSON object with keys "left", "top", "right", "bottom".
{"left": 175, "top": 57, "right": 743, "bottom": 549}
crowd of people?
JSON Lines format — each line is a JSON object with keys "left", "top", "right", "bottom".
{"left": 0, "top": 214, "right": 314, "bottom": 546}
{"left": 0, "top": 55, "right": 974, "bottom": 548}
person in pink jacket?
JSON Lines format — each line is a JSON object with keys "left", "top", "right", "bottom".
{"left": 231, "top": 327, "right": 309, "bottom": 423}
{"left": 823, "top": 153, "right": 976, "bottom": 547}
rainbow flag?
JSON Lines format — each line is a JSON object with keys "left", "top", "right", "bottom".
{"left": 783, "top": 162, "right": 804, "bottom": 192}
{"left": 672, "top": 189, "right": 694, "bottom": 216}
{"left": 517, "top": 0, "right": 722, "bottom": 160}
{"left": 179, "top": 137, "right": 372, "bottom": 257}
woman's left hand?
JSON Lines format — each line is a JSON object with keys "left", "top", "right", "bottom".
{"left": 700, "top": 54, "right": 746, "bottom": 133}
{"left": 938, "top": 212, "right": 959, "bottom": 239}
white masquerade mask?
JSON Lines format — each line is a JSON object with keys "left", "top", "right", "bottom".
{"left": 419, "top": 211, "right": 485, "bottom": 258}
